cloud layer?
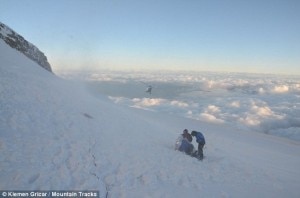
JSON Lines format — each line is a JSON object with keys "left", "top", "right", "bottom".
{"left": 60, "top": 70, "right": 300, "bottom": 141}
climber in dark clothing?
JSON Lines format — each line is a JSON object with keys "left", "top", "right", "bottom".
{"left": 191, "top": 131, "right": 205, "bottom": 160}
{"left": 175, "top": 129, "right": 194, "bottom": 155}
{"left": 182, "top": 129, "right": 192, "bottom": 142}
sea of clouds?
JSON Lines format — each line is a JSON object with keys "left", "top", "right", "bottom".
{"left": 58, "top": 70, "right": 300, "bottom": 141}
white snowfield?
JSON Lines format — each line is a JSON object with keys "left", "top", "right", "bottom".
{"left": 1, "top": 40, "right": 300, "bottom": 198}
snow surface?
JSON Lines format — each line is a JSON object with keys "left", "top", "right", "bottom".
{"left": 1, "top": 40, "right": 300, "bottom": 198}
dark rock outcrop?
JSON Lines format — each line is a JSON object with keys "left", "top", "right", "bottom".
{"left": 0, "top": 22, "right": 52, "bottom": 73}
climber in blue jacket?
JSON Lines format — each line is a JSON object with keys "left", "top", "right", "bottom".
{"left": 191, "top": 131, "right": 205, "bottom": 160}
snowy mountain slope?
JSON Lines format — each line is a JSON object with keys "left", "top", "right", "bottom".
{"left": 1, "top": 39, "right": 300, "bottom": 198}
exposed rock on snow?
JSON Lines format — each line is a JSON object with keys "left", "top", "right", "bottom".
{"left": 0, "top": 22, "right": 52, "bottom": 73}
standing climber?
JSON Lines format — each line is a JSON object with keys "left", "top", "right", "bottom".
{"left": 191, "top": 131, "right": 205, "bottom": 160}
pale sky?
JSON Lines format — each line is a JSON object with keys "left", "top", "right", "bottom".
{"left": 1, "top": 0, "right": 299, "bottom": 74}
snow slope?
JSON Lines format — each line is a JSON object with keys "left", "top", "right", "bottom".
{"left": 1, "top": 39, "right": 300, "bottom": 198}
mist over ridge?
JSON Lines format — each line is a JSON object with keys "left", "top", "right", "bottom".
{"left": 57, "top": 69, "right": 300, "bottom": 141}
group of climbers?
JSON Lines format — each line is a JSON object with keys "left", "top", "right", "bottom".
{"left": 175, "top": 129, "right": 205, "bottom": 160}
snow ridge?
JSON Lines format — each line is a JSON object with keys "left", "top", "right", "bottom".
{"left": 0, "top": 22, "right": 52, "bottom": 73}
